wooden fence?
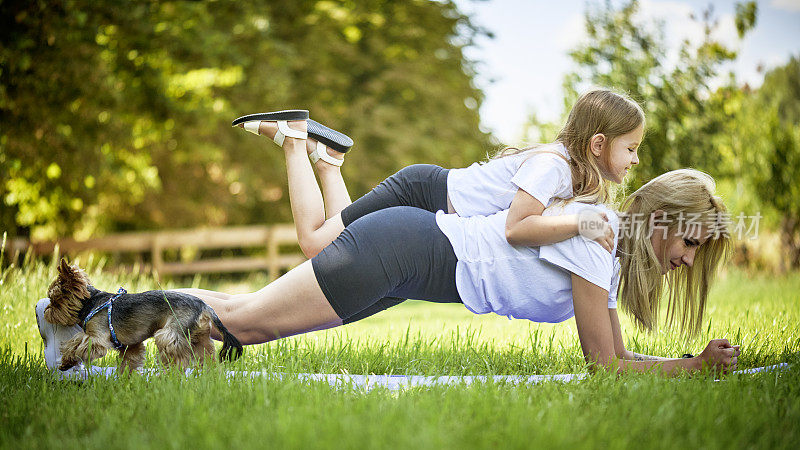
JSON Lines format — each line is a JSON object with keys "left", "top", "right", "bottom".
{"left": 6, "top": 225, "right": 306, "bottom": 280}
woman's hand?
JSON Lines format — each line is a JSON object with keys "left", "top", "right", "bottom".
{"left": 577, "top": 210, "right": 615, "bottom": 253}
{"left": 696, "top": 339, "right": 740, "bottom": 374}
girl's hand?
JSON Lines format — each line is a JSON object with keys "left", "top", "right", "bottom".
{"left": 697, "top": 339, "right": 740, "bottom": 374}
{"left": 577, "top": 210, "right": 615, "bottom": 253}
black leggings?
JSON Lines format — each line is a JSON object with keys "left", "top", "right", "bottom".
{"left": 340, "top": 164, "right": 450, "bottom": 227}
{"left": 312, "top": 164, "right": 460, "bottom": 323}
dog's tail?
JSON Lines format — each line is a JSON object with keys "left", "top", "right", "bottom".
{"left": 207, "top": 308, "right": 244, "bottom": 362}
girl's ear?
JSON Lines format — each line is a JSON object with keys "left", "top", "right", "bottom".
{"left": 590, "top": 133, "right": 605, "bottom": 157}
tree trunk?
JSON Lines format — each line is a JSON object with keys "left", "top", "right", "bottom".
{"left": 781, "top": 216, "right": 800, "bottom": 270}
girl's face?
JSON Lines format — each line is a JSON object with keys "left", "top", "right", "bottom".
{"left": 593, "top": 124, "right": 644, "bottom": 183}
{"left": 650, "top": 221, "right": 708, "bottom": 274}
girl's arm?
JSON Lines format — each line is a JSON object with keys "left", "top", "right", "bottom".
{"left": 571, "top": 274, "right": 739, "bottom": 376}
{"left": 505, "top": 189, "right": 614, "bottom": 253}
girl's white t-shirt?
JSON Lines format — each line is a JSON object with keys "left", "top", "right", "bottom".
{"left": 447, "top": 142, "right": 573, "bottom": 216}
{"left": 435, "top": 202, "right": 621, "bottom": 323}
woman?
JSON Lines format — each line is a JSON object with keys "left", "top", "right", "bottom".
{"left": 172, "top": 116, "right": 738, "bottom": 377}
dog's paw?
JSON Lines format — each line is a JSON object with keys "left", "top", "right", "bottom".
{"left": 58, "top": 359, "right": 78, "bottom": 371}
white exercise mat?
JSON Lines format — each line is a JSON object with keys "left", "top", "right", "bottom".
{"left": 54, "top": 363, "right": 790, "bottom": 391}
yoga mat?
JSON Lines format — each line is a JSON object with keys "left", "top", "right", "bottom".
{"left": 54, "top": 363, "right": 790, "bottom": 391}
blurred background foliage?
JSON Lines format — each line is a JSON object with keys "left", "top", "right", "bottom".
{"left": 1, "top": 0, "right": 489, "bottom": 240}
{"left": 1, "top": 0, "right": 799, "bottom": 270}
{"left": 522, "top": 0, "right": 800, "bottom": 271}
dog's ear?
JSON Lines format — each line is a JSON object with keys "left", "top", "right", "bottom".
{"left": 56, "top": 260, "right": 89, "bottom": 288}
{"left": 58, "top": 258, "right": 71, "bottom": 276}
{"left": 44, "top": 260, "right": 90, "bottom": 326}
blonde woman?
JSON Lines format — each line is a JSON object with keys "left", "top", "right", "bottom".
{"left": 166, "top": 167, "right": 733, "bottom": 376}
{"left": 35, "top": 97, "right": 738, "bottom": 375}
{"left": 36, "top": 164, "right": 735, "bottom": 376}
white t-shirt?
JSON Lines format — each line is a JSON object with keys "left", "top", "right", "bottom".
{"left": 447, "top": 142, "right": 572, "bottom": 216}
{"left": 435, "top": 202, "right": 620, "bottom": 323}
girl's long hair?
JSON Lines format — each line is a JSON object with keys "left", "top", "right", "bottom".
{"left": 494, "top": 89, "right": 645, "bottom": 204}
{"left": 617, "top": 169, "right": 732, "bottom": 334}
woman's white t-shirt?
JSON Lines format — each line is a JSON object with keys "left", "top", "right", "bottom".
{"left": 435, "top": 202, "right": 621, "bottom": 323}
{"left": 447, "top": 142, "right": 573, "bottom": 216}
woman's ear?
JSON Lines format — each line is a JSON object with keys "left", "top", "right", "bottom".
{"left": 590, "top": 133, "right": 605, "bottom": 157}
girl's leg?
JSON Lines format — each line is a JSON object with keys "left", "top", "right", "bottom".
{"left": 238, "top": 119, "right": 348, "bottom": 258}
{"left": 299, "top": 164, "right": 453, "bottom": 258}
{"left": 286, "top": 138, "right": 351, "bottom": 257}
{"left": 312, "top": 143, "right": 352, "bottom": 219}
{"left": 283, "top": 162, "right": 453, "bottom": 323}
{"left": 248, "top": 119, "right": 349, "bottom": 258}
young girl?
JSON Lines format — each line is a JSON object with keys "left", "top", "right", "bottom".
{"left": 233, "top": 89, "right": 642, "bottom": 262}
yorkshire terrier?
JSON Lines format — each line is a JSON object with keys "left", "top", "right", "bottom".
{"left": 43, "top": 259, "right": 243, "bottom": 372}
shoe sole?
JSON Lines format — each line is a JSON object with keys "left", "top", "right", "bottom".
{"left": 35, "top": 299, "right": 58, "bottom": 370}
{"left": 307, "top": 119, "right": 354, "bottom": 153}
{"left": 231, "top": 110, "right": 310, "bottom": 127}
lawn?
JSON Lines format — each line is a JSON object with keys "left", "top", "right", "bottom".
{"left": 1, "top": 255, "right": 798, "bottom": 449}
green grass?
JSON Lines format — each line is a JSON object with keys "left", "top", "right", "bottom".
{"left": 1, "top": 254, "right": 799, "bottom": 449}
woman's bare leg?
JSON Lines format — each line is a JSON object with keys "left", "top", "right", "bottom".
{"left": 171, "top": 286, "right": 338, "bottom": 339}
{"left": 172, "top": 288, "right": 232, "bottom": 300}
{"left": 189, "top": 261, "right": 342, "bottom": 345}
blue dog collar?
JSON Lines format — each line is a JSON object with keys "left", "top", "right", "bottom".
{"left": 83, "top": 287, "right": 127, "bottom": 350}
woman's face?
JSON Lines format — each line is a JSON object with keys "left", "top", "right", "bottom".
{"left": 650, "top": 221, "right": 708, "bottom": 274}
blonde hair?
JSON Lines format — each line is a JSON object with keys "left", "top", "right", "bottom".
{"left": 617, "top": 169, "right": 732, "bottom": 335}
{"left": 494, "top": 89, "right": 645, "bottom": 204}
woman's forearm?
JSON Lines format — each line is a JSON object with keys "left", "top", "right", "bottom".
{"left": 590, "top": 355, "right": 702, "bottom": 377}
{"left": 505, "top": 214, "right": 579, "bottom": 247}
{"left": 624, "top": 350, "right": 671, "bottom": 361}
{"left": 618, "top": 357, "right": 701, "bottom": 376}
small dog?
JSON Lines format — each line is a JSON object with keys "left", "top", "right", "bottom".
{"left": 44, "top": 259, "right": 243, "bottom": 372}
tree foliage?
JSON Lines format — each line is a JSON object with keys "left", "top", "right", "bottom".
{"left": 560, "top": 0, "right": 756, "bottom": 188}
{"left": 538, "top": 0, "right": 800, "bottom": 268}
{"left": 1, "top": 0, "right": 490, "bottom": 239}
{"left": 734, "top": 57, "right": 800, "bottom": 268}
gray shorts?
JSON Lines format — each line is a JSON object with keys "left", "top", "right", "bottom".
{"left": 311, "top": 165, "right": 462, "bottom": 322}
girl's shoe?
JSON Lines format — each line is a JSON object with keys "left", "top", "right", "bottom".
{"left": 232, "top": 110, "right": 310, "bottom": 146}
{"left": 35, "top": 298, "right": 82, "bottom": 371}
{"left": 306, "top": 119, "right": 354, "bottom": 167}
{"left": 232, "top": 111, "right": 354, "bottom": 167}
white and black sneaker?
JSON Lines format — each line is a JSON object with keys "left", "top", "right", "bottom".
{"left": 34, "top": 298, "right": 82, "bottom": 371}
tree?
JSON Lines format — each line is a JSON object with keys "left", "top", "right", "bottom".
{"left": 735, "top": 57, "right": 800, "bottom": 269}
{"left": 540, "top": 0, "right": 757, "bottom": 189}
{"left": 1, "top": 0, "right": 490, "bottom": 240}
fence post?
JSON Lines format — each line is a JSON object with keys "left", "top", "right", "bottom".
{"left": 152, "top": 234, "right": 164, "bottom": 278}
{"left": 267, "top": 226, "right": 279, "bottom": 281}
